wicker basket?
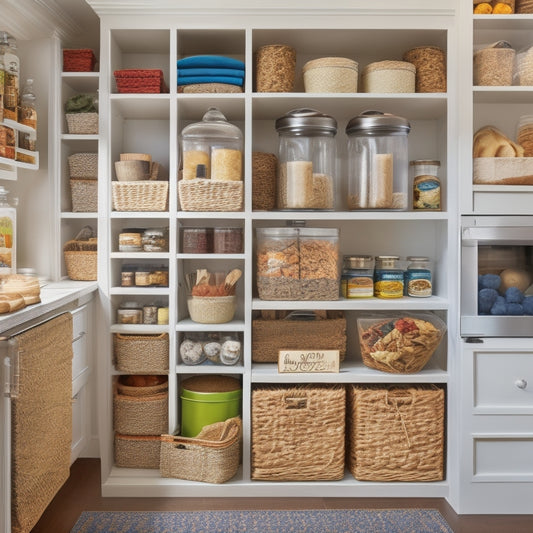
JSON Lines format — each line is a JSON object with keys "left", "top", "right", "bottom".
{"left": 113, "top": 389, "right": 168, "bottom": 436}
{"left": 65, "top": 112, "right": 99, "bottom": 134}
{"left": 187, "top": 295, "right": 236, "bottom": 324}
{"left": 515, "top": 45, "right": 533, "bottom": 86}
{"left": 116, "top": 377, "right": 168, "bottom": 397}
{"left": 63, "top": 238, "right": 97, "bottom": 281}
{"left": 112, "top": 181, "right": 169, "bottom": 211}
{"left": 346, "top": 384, "right": 445, "bottom": 482}
{"left": 160, "top": 417, "right": 242, "bottom": 483}
{"left": 517, "top": 0, "right": 533, "bottom": 13}
{"left": 114, "top": 333, "right": 169, "bottom": 373}
{"left": 114, "top": 69, "right": 169, "bottom": 94}
{"left": 70, "top": 179, "right": 97, "bottom": 212}
{"left": 251, "top": 384, "right": 346, "bottom": 481}
{"left": 255, "top": 44, "right": 296, "bottom": 92}
{"left": 362, "top": 60, "right": 415, "bottom": 93}
{"left": 474, "top": 46, "right": 515, "bottom": 86}
{"left": 114, "top": 434, "right": 161, "bottom": 469}
{"left": 303, "top": 57, "right": 358, "bottom": 93}
{"left": 178, "top": 179, "right": 243, "bottom": 211}
{"left": 252, "top": 152, "right": 277, "bottom": 210}
{"left": 63, "top": 49, "right": 97, "bottom": 72}
{"left": 252, "top": 311, "right": 346, "bottom": 363}
{"left": 403, "top": 46, "right": 447, "bottom": 92}
{"left": 68, "top": 153, "right": 98, "bottom": 179}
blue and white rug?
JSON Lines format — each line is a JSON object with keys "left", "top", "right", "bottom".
{"left": 71, "top": 509, "right": 454, "bottom": 532}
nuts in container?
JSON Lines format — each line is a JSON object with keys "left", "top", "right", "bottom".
{"left": 179, "top": 332, "right": 242, "bottom": 366}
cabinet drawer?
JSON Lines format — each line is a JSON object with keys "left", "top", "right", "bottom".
{"left": 474, "top": 351, "right": 533, "bottom": 412}
{"left": 71, "top": 386, "right": 88, "bottom": 464}
{"left": 71, "top": 305, "right": 89, "bottom": 382}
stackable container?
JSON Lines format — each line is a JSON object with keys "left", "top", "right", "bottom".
{"left": 275, "top": 108, "right": 337, "bottom": 210}
{"left": 346, "top": 111, "right": 410, "bottom": 211}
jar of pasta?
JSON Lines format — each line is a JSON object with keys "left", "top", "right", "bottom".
{"left": 180, "top": 106, "right": 243, "bottom": 181}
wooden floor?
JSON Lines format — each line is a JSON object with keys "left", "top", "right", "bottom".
{"left": 30, "top": 458, "right": 533, "bottom": 533}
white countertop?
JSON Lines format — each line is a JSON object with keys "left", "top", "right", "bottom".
{"left": 0, "top": 280, "right": 98, "bottom": 335}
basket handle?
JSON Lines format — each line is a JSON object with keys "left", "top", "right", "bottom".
{"left": 284, "top": 396, "right": 308, "bottom": 409}
{"left": 385, "top": 390, "right": 412, "bottom": 449}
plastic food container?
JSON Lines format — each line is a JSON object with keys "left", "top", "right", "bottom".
{"left": 303, "top": 57, "right": 358, "bottom": 93}
{"left": 276, "top": 108, "right": 337, "bottom": 210}
{"left": 346, "top": 111, "right": 410, "bottom": 211}
{"left": 213, "top": 227, "right": 243, "bottom": 254}
{"left": 182, "top": 227, "right": 213, "bottom": 253}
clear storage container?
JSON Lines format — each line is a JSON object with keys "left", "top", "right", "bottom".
{"left": 275, "top": 108, "right": 337, "bottom": 210}
{"left": 346, "top": 111, "right": 410, "bottom": 211}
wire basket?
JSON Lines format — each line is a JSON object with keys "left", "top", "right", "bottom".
{"left": 70, "top": 179, "right": 97, "bottom": 213}
{"left": 114, "top": 333, "right": 169, "bottom": 373}
{"left": 68, "top": 153, "right": 98, "bottom": 179}
{"left": 65, "top": 112, "right": 99, "bottom": 134}
{"left": 346, "top": 384, "right": 445, "bottom": 482}
{"left": 114, "top": 69, "right": 169, "bottom": 93}
{"left": 178, "top": 179, "right": 243, "bottom": 211}
{"left": 160, "top": 417, "right": 242, "bottom": 483}
{"left": 63, "top": 49, "right": 97, "bottom": 72}
{"left": 114, "top": 434, "right": 161, "bottom": 469}
{"left": 251, "top": 384, "right": 346, "bottom": 481}
{"left": 112, "top": 181, "right": 169, "bottom": 211}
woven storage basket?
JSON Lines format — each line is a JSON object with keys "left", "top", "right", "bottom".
{"left": 70, "top": 179, "right": 97, "bottom": 212}
{"left": 63, "top": 49, "right": 97, "bottom": 72}
{"left": 187, "top": 295, "right": 236, "bottom": 324}
{"left": 68, "top": 152, "right": 98, "bottom": 179}
{"left": 115, "top": 434, "right": 161, "bottom": 469}
{"left": 255, "top": 44, "right": 296, "bottom": 92}
{"left": 63, "top": 238, "right": 97, "bottom": 281}
{"left": 114, "top": 69, "right": 168, "bottom": 93}
{"left": 516, "top": 45, "right": 533, "bottom": 86}
{"left": 252, "top": 311, "right": 347, "bottom": 363}
{"left": 160, "top": 417, "right": 242, "bottom": 484}
{"left": 347, "top": 384, "right": 445, "bottom": 482}
{"left": 403, "top": 46, "right": 447, "bottom": 92}
{"left": 112, "top": 181, "right": 169, "bottom": 211}
{"left": 178, "top": 179, "right": 243, "bottom": 211}
{"left": 114, "top": 333, "right": 169, "bottom": 373}
{"left": 517, "top": 0, "right": 533, "bottom": 12}
{"left": 65, "top": 112, "right": 99, "bottom": 134}
{"left": 473, "top": 46, "right": 515, "bottom": 86}
{"left": 362, "top": 60, "right": 415, "bottom": 93}
{"left": 252, "top": 152, "right": 277, "bottom": 210}
{"left": 251, "top": 384, "right": 346, "bottom": 481}
{"left": 114, "top": 388, "right": 168, "bottom": 435}
{"left": 303, "top": 57, "right": 358, "bottom": 93}
{"left": 117, "top": 377, "right": 168, "bottom": 397}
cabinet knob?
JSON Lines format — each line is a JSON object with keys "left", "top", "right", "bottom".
{"left": 515, "top": 379, "right": 528, "bottom": 390}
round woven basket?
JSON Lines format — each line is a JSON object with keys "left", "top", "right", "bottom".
{"left": 473, "top": 47, "right": 515, "bottom": 86}
{"left": 517, "top": 0, "right": 533, "bottom": 12}
{"left": 114, "top": 434, "right": 161, "bottom": 469}
{"left": 361, "top": 60, "right": 415, "bottom": 93}
{"left": 187, "top": 295, "right": 236, "bottom": 324}
{"left": 252, "top": 152, "right": 277, "bottom": 210}
{"left": 303, "top": 57, "right": 358, "bottom": 93}
{"left": 255, "top": 44, "right": 296, "bottom": 92}
{"left": 117, "top": 376, "right": 169, "bottom": 397}
{"left": 516, "top": 45, "right": 533, "bottom": 86}
{"left": 403, "top": 46, "right": 446, "bottom": 92}
{"left": 113, "top": 389, "right": 168, "bottom": 435}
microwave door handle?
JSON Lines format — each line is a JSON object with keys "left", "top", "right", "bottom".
{"left": 462, "top": 226, "right": 533, "bottom": 244}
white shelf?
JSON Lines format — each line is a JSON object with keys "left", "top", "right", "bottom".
{"left": 61, "top": 134, "right": 99, "bottom": 141}
{"left": 61, "top": 72, "right": 99, "bottom": 93}
{"left": 110, "top": 287, "right": 170, "bottom": 296}
{"left": 176, "top": 319, "right": 246, "bottom": 331}
{"left": 111, "top": 211, "right": 169, "bottom": 219}
{"left": 252, "top": 210, "right": 450, "bottom": 221}
{"left": 111, "top": 252, "right": 169, "bottom": 260}
{"left": 110, "top": 324, "right": 169, "bottom": 334}
{"left": 176, "top": 363, "right": 245, "bottom": 374}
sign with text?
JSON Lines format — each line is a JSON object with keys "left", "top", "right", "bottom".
{"left": 278, "top": 350, "right": 340, "bottom": 373}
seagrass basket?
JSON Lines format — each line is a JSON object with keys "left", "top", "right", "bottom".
{"left": 255, "top": 44, "right": 296, "bottom": 92}
{"left": 114, "top": 434, "right": 161, "bottom": 469}
{"left": 251, "top": 384, "right": 346, "bottom": 481}
{"left": 63, "top": 49, "right": 97, "bottom": 72}
{"left": 113, "top": 388, "right": 168, "bottom": 436}
{"left": 70, "top": 179, "right": 97, "bottom": 212}
{"left": 303, "top": 57, "right": 358, "bottom": 93}
{"left": 178, "top": 179, "right": 243, "bottom": 211}
{"left": 346, "top": 384, "right": 445, "bottom": 482}
{"left": 116, "top": 376, "right": 168, "bottom": 397}
{"left": 114, "top": 69, "right": 168, "bottom": 93}
{"left": 112, "top": 181, "right": 169, "bottom": 211}
{"left": 403, "top": 46, "right": 447, "bottom": 92}
{"left": 67, "top": 152, "right": 98, "bottom": 178}
{"left": 252, "top": 311, "right": 347, "bottom": 363}
{"left": 252, "top": 152, "right": 277, "bottom": 210}
{"left": 65, "top": 112, "right": 99, "bottom": 134}
{"left": 63, "top": 238, "right": 97, "bottom": 281}
{"left": 160, "top": 417, "right": 242, "bottom": 484}
{"left": 113, "top": 333, "right": 169, "bottom": 373}
{"left": 361, "top": 60, "right": 415, "bottom": 93}
{"left": 473, "top": 46, "right": 515, "bottom": 86}
{"left": 187, "top": 296, "right": 236, "bottom": 324}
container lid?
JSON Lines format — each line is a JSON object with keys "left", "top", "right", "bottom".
{"left": 181, "top": 375, "right": 241, "bottom": 394}
{"left": 299, "top": 227, "right": 339, "bottom": 238}
{"left": 120, "top": 301, "right": 141, "bottom": 309}
{"left": 407, "top": 256, "right": 430, "bottom": 262}
{"left": 346, "top": 110, "right": 410, "bottom": 136}
{"left": 143, "top": 228, "right": 166, "bottom": 235}
{"left": 275, "top": 108, "right": 337, "bottom": 136}
{"left": 410, "top": 160, "right": 440, "bottom": 166}
{"left": 343, "top": 255, "right": 374, "bottom": 268}
{"left": 256, "top": 227, "right": 297, "bottom": 237}
{"left": 181, "top": 106, "right": 242, "bottom": 141}
{"left": 303, "top": 57, "right": 358, "bottom": 72}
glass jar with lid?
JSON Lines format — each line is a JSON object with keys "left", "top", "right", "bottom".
{"left": 180, "top": 106, "right": 243, "bottom": 182}
{"left": 411, "top": 160, "right": 441, "bottom": 211}
{"left": 346, "top": 110, "right": 410, "bottom": 211}
{"left": 275, "top": 108, "right": 337, "bottom": 210}
{"left": 374, "top": 255, "right": 404, "bottom": 299}
{"left": 142, "top": 227, "right": 168, "bottom": 252}
{"left": 117, "top": 301, "right": 143, "bottom": 324}
{"left": 341, "top": 255, "right": 374, "bottom": 299}
{"left": 405, "top": 256, "right": 432, "bottom": 297}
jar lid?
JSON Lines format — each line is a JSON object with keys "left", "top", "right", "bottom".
{"left": 343, "top": 255, "right": 374, "bottom": 268}
{"left": 120, "top": 301, "right": 141, "bottom": 309}
{"left": 275, "top": 108, "right": 337, "bottom": 136}
{"left": 299, "top": 227, "right": 339, "bottom": 238}
{"left": 143, "top": 228, "right": 166, "bottom": 236}
{"left": 410, "top": 160, "right": 440, "bottom": 166}
{"left": 181, "top": 106, "right": 243, "bottom": 141}
{"left": 346, "top": 110, "right": 410, "bottom": 136}
{"left": 121, "top": 228, "right": 145, "bottom": 233}
{"left": 256, "top": 227, "right": 297, "bottom": 237}
{"left": 407, "top": 256, "right": 430, "bottom": 261}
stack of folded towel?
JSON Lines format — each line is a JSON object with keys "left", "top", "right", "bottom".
{"left": 177, "top": 55, "right": 245, "bottom": 93}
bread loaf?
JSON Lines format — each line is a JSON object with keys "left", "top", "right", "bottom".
{"left": 473, "top": 126, "right": 524, "bottom": 158}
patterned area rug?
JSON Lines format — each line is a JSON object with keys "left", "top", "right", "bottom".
{"left": 71, "top": 509, "right": 454, "bottom": 532}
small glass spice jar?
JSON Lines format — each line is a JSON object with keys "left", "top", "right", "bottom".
{"left": 341, "top": 255, "right": 374, "bottom": 299}
{"left": 405, "top": 256, "right": 433, "bottom": 298}
{"left": 374, "top": 255, "right": 404, "bottom": 299}
{"left": 142, "top": 228, "right": 168, "bottom": 252}
{"left": 117, "top": 301, "right": 143, "bottom": 324}
{"left": 213, "top": 227, "right": 243, "bottom": 254}
{"left": 411, "top": 160, "right": 441, "bottom": 211}
{"left": 182, "top": 227, "right": 213, "bottom": 253}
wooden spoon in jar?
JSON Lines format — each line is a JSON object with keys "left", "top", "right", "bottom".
{"left": 224, "top": 269, "right": 242, "bottom": 295}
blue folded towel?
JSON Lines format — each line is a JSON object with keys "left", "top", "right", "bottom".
{"left": 178, "top": 75, "right": 244, "bottom": 86}
{"left": 177, "top": 55, "right": 245, "bottom": 70}
{"left": 178, "top": 67, "right": 245, "bottom": 78}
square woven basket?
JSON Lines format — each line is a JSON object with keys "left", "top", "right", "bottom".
{"left": 112, "top": 181, "right": 169, "bottom": 212}
{"left": 68, "top": 152, "right": 98, "bottom": 179}
{"left": 63, "top": 49, "right": 97, "bottom": 72}
{"left": 113, "top": 389, "right": 168, "bottom": 436}
{"left": 114, "top": 434, "right": 161, "bottom": 469}
{"left": 346, "top": 384, "right": 445, "bottom": 482}
{"left": 65, "top": 112, "right": 99, "bottom": 134}
{"left": 70, "top": 179, "right": 97, "bottom": 212}
{"left": 178, "top": 179, "right": 243, "bottom": 211}
{"left": 114, "top": 69, "right": 169, "bottom": 93}
{"left": 251, "top": 384, "right": 346, "bottom": 481}
{"left": 113, "top": 333, "right": 169, "bottom": 373}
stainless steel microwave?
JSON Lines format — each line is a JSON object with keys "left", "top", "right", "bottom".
{"left": 461, "top": 216, "right": 533, "bottom": 338}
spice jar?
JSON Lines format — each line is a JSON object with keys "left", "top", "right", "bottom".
{"left": 142, "top": 228, "right": 168, "bottom": 252}
{"left": 275, "top": 108, "right": 337, "bottom": 210}
{"left": 213, "top": 227, "right": 243, "bottom": 254}
{"left": 405, "top": 256, "right": 433, "bottom": 298}
{"left": 180, "top": 106, "right": 243, "bottom": 181}
{"left": 411, "top": 160, "right": 441, "bottom": 211}
{"left": 341, "top": 255, "right": 374, "bottom": 299}
{"left": 117, "top": 301, "right": 143, "bottom": 324}
{"left": 135, "top": 268, "right": 151, "bottom": 286}
{"left": 346, "top": 111, "right": 410, "bottom": 211}
{"left": 374, "top": 255, "right": 404, "bottom": 299}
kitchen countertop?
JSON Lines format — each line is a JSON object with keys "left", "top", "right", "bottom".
{"left": 0, "top": 280, "right": 98, "bottom": 335}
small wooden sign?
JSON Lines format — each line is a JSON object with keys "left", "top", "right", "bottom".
{"left": 278, "top": 350, "right": 340, "bottom": 373}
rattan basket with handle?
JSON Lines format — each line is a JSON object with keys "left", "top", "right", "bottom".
{"left": 63, "top": 238, "right": 97, "bottom": 280}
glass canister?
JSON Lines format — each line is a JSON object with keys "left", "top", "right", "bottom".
{"left": 180, "top": 106, "right": 243, "bottom": 181}
{"left": 374, "top": 255, "right": 404, "bottom": 299}
{"left": 275, "top": 108, "right": 337, "bottom": 210}
{"left": 346, "top": 110, "right": 410, "bottom": 211}
{"left": 341, "top": 255, "right": 374, "bottom": 299}
{"left": 405, "top": 256, "right": 433, "bottom": 297}
{"left": 411, "top": 160, "right": 441, "bottom": 211}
